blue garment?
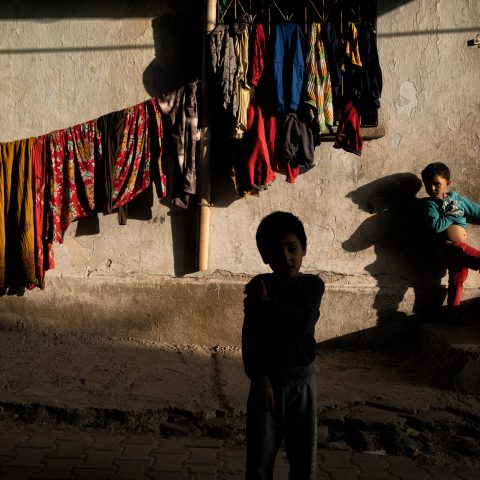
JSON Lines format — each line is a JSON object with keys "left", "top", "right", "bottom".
{"left": 423, "top": 191, "right": 480, "bottom": 233}
{"left": 272, "top": 23, "right": 305, "bottom": 112}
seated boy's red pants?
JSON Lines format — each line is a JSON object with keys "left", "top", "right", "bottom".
{"left": 438, "top": 242, "right": 480, "bottom": 307}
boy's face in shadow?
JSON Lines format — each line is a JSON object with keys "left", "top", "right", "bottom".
{"left": 263, "top": 233, "right": 306, "bottom": 279}
{"left": 423, "top": 174, "right": 450, "bottom": 200}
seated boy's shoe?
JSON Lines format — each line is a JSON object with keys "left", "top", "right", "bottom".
{"left": 446, "top": 308, "right": 471, "bottom": 326}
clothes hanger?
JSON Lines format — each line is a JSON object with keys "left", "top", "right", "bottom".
{"left": 307, "top": 0, "right": 323, "bottom": 23}
{"left": 218, "top": 0, "right": 248, "bottom": 25}
{"left": 219, "top": 0, "right": 234, "bottom": 25}
{"left": 272, "top": 0, "right": 287, "bottom": 21}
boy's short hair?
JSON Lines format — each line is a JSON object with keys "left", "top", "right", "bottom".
{"left": 256, "top": 211, "right": 307, "bottom": 259}
{"left": 421, "top": 162, "right": 451, "bottom": 181}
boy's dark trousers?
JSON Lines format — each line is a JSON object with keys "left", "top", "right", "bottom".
{"left": 438, "top": 241, "right": 480, "bottom": 306}
{"left": 245, "top": 376, "right": 317, "bottom": 480}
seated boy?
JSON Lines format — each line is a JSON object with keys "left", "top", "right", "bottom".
{"left": 421, "top": 162, "right": 480, "bottom": 322}
{"left": 242, "top": 211, "right": 325, "bottom": 480}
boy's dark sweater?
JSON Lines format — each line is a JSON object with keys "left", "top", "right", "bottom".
{"left": 242, "top": 273, "right": 325, "bottom": 388}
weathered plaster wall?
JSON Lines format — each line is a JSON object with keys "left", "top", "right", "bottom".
{"left": 1, "top": 1, "right": 479, "bottom": 345}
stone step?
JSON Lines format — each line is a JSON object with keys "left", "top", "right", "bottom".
{"left": 420, "top": 323, "right": 480, "bottom": 395}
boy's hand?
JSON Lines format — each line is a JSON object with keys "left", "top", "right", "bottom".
{"left": 250, "top": 386, "right": 275, "bottom": 413}
{"left": 244, "top": 279, "right": 268, "bottom": 302}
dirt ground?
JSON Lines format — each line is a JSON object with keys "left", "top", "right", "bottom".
{"left": 0, "top": 327, "right": 479, "bottom": 469}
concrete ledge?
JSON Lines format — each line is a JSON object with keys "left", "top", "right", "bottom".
{"left": 420, "top": 324, "right": 480, "bottom": 395}
{"left": 0, "top": 275, "right": 460, "bottom": 347}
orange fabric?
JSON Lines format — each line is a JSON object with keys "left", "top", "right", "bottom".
{"left": 0, "top": 138, "right": 36, "bottom": 288}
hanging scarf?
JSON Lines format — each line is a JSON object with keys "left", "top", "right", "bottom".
{"left": 304, "top": 23, "right": 334, "bottom": 134}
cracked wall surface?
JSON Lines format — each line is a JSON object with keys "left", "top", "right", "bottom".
{"left": 1, "top": 0, "right": 480, "bottom": 343}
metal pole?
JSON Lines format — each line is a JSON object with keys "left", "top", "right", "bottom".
{"left": 197, "top": 0, "right": 216, "bottom": 271}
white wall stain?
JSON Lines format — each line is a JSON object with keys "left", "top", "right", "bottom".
{"left": 395, "top": 81, "right": 418, "bottom": 117}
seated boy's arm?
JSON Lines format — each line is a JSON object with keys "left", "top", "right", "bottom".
{"left": 424, "top": 199, "right": 454, "bottom": 233}
{"left": 460, "top": 195, "right": 480, "bottom": 222}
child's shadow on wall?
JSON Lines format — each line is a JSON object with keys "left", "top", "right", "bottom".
{"left": 342, "top": 173, "right": 446, "bottom": 325}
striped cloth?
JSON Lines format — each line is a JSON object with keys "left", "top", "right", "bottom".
{"left": 304, "top": 22, "right": 334, "bottom": 134}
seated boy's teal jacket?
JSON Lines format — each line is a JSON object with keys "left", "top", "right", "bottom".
{"left": 423, "top": 191, "right": 480, "bottom": 233}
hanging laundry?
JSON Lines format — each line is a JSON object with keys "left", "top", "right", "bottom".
{"left": 272, "top": 22, "right": 305, "bottom": 112}
{"left": 334, "top": 101, "right": 363, "bottom": 156}
{"left": 235, "top": 100, "right": 276, "bottom": 196}
{"left": 145, "top": 98, "right": 167, "bottom": 201}
{"left": 321, "top": 22, "right": 343, "bottom": 111}
{"left": 32, "top": 135, "right": 54, "bottom": 288}
{"left": 0, "top": 138, "right": 36, "bottom": 288}
{"left": 47, "top": 120, "right": 101, "bottom": 243}
{"left": 234, "top": 21, "right": 277, "bottom": 196}
{"left": 96, "top": 98, "right": 165, "bottom": 225}
{"left": 344, "top": 22, "right": 362, "bottom": 67}
{"left": 96, "top": 108, "right": 127, "bottom": 218}
{"left": 352, "top": 22, "right": 382, "bottom": 116}
{"left": 304, "top": 22, "right": 334, "bottom": 134}
{"left": 276, "top": 112, "right": 316, "bottom": 184}
{"left": 158, "top": 83, "right": 200, "bottom": 209}
{"left": 209, "top": 23, "right": 239, "bottom": 119}
{"left": 248, "top": 23, "right": 267, "bottom": 89}
{"left": 233, "top": 14, "right": 253, "bottom": 139}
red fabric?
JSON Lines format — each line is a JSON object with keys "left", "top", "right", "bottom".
{"left": 438, "top": 241, "right": 480, "bottom": 307}
{"left": 248, "top": 23, "right": 267, "bottom": 88}
{"left": 48, "top": 120, "right": 100, "bottom": 243}
{"left": 237, "top": 101, "right": 276, "bottom": 196}
{"left": 334, "top": 101, "right": 363, "bottom": 156}
{"left": 32, "top": 135, "right": 54, "bottom": 286}
{"left": 112, "top": 103, "right": 148, "bottom": 208}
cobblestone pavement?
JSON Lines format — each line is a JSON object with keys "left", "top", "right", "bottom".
{"left": 0, "top": 431, "right": 479, "bottom": 480}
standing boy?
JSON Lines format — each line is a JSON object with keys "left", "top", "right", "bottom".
{"left": 242, "top": 211, "right": 325, "bottom": 480}
{"left": 421, "top": 162, "right": 480, "bottom": 322}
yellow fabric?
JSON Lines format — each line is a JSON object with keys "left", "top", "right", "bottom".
{"left": 233, "top": 24, "right": 252, "bottom": 139}
{"left": 345, "top": 22, "right": 362, "bottom": 67}
{"left": 0, "top": 138, "right": 36, "bottom": 288}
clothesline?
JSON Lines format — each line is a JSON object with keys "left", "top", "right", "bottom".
{"left": 0, "top": 83, "right": 200, "bottom": 292}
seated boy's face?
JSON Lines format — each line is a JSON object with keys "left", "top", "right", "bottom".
{"left": 423, "top": 174, "right": 450, "bottom": 199}
{"left": 264, "top": 233, "right": 306, "bottom": 279}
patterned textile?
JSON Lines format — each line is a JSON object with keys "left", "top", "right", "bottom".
{"left": 304, "top": 23, "right": 334, "bottom": 134}
{"left": 32, "top": 135, "right": 54, "bottom": 287}
{"left": 112, "top": 99, "right": 165, "bottom": 209}
{"left": 0, "top": 138, "right": 36, "bottom": 288}
{"left": 47, "top": 120, "right": 100, "bottom": 243}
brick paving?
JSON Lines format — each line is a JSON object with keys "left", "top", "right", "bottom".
{"left": 0, "top": 431, "right": 478, "bottom": 479}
